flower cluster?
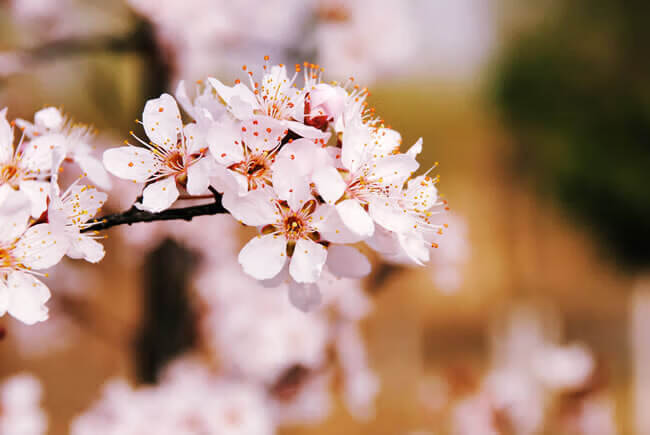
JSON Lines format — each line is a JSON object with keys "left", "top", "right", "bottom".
{"left": 104, "top": 60, "right": 444, "bottom": 310}
{"left": 0, "top": 107, "right": 108, "bottom": 324}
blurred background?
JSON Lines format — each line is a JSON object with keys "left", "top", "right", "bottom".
{"left": 1, "top": 0, "right": 649, "bottom": 434}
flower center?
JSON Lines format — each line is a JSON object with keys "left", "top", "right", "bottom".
{"left": 163, "top": 151, "right": 184, "bottom": 171}
{"left": 283, "top": 215, "right": 305, "bottom": 241}
{"left": 0, "top": 247, "right": 16, "bottom": 270}
{"left": 0, "top": 164, "right": 19, "bottom": 185}
{"left": 229, "top": 153, "right": 272, "bottom": 190}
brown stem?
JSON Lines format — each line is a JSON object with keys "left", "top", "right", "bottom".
{"left": 81, "top": 187, "right": 226, "bottom": 233}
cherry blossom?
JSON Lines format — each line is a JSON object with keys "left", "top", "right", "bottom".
{"left": 0, "top": 374, "right": 48, "bottom": 435}
{"left": 103, "top": 93, "right": 213, "bottom": 212}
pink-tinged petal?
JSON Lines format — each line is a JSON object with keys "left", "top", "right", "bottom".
{"left": 222, "top": 189, "right": 277, "bottom": 226}
{"left": 208, "top": 78, "right": 257, "bottom": 117}
{"left": 289, "top": 238, "right": 327, "bottom": 284}
{"left": 65, "top": 184, "right": 107, "bottom": 219}
{"left": 142, "top": 93, "right": 183, "bottom": 150}
{"left": 0, "top": 108, "right": 13, "bottom": 164}
{"left": 336, "top": 199, "right": 375, "bottom": 238}
{"left": 316, "top": 204, "right": 365, "bottom": 244}
{"left": 102, "top": 146, "right": 157, "bottom": 182}
{"left": 288, "top": 280, "right": 322, "bottom": 312}
{"left": 285, "top": 120, "right": 330, "bottom": 140}
{"left": 271, "top": 158, "right": 311, "bottom": 211}
{"left": 0, "top": 185, "right": 30, "bottom": 243}
{"left": 208, "top": 122, "right": 245, "bottom": 166}
{"left": 5, "top": 271, "right": 50, "bottom": 325}
{"left": 175, "top": 80, "right": 193, "bottom": 118}
{"left": 397, "top": 232, "right": 430, "bottom": 265}
{"left": 326, "top": 245, "right": 371, "bottom": 279}
{"left": 68, "top": 235, "right": 105, "bottom": 263}
{"left": 75, "top": 154, "right": 112, "bottom": 190}
{"left": 0, "top": 280, "right": 8, "bottom": 316}
{"left": 374, "top": 127, "right": 402, "bottom": 155}
{"left": 141, "top": 177, "right": 179, "bottom": 212}
{"left": 186, "top": 158, "right": 211, "bottom": 195}
{"left": 241, "top": 117, "right": 285, "bottom": 152}
{"left": 14, "top": 223, "right": 68, "bottom": 270}
{"left": 407, "top": 138, "right": 423, "bottom": 158}
{"left": 182, "top": 122, "right": 206, "bottom": 155}
{"left": 365, "top": 224, "right": 401, "bottom": 255}
{"left": 34, "top": 107, "right": 63, "bottom": 130}
{"left": 368, "top": 197, "right": 414, "bottom": 233}
{"left": 371, "top": 154, "right": 419, "bottom": 184}
{"left": 18, "top": 180, "right": 49, "bottom": 217}
{"left": 341, "top": 119, "right": 373, "bottom": 172}
{"left": 312, "top": 166, "right": 346, "bottom": 204}
{"left": 238, "top": 234, "right": 287, "bottom": 280}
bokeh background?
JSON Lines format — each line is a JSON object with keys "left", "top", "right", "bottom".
{"left": 1, "top": 0, "right": 649, "bottom": 434}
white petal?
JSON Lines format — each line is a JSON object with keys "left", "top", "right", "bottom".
{"left": 68, "top": 234, "right": 105, "bottom": 263}
{"left": 175, "top": 80, "right": 194, "bottom": 118}
{"left": 397, "top": 232, "right": 430, "bottom": 265}
{"left": 142, "top": 93, "right": 183, "bottom": 149}
{"left": 285, "top": 120, "right": 330, "bottom": 140}
{"left": 222, "top": 189, "right": 277, "bottom": 226}
{"left": 14, "top": 223, "right": 68, "bottom": 269}
{"left": 20, "top": 133, "right": 63, "bottom": 173}
{"left": 102, "top": 147, "right": 157, "bottom": 182}
{"left": 186, "top": 158, "right": 211, "bottom": 195}
{"left": 208, "top": 78, "right": 257, "bottom": 119}
{"left": 208, "top": 120, "right": 244, "bottom": 166}
{"left": 182, "top": 122, "right": 206, "bottom": 155}
{"left": 327, "top": 245, "right": 371, "bottom": 278}
{"left": 271, "top": 158, "right": 311, "bottom": 211}
{"left": 238, "top": 234, "right": 287, "bottom": 280}
{"left": 0, "top": 108, "right": 13, "bottom": 164}
{"left": 407, "top": 138, "right": 423, "bottom": 158}
{"left": 368, "top": 198, "right": 413, "bottom": 233}
{"left": 34, "top": 107, "right": 64, "bottom": 130}
{"left": 313, "top": 166, "right": 346, "bottom": 204}
{"left": 289, "top": 238, "right": 327, "bottom": 284}
{"left": 76, "top": 154, "right": 112, "bottom": 190}
{"left": 18, "top": 180, "right": 49, "bottom": 217}
{"left": 5, "top": 272, "right": 50, "bottom": 325}
{"left": 288, "top": 280, "right": 322, "bottom": 312}
{"left": 341, "top": 119, "right": 373, "bottom": 172}
{"left": 336, "top": 199, "right": 375, "bottom": 238}
{"left": 0, "top": 280, "right": 8, "bottom": 316}
{"left": 141, "top": 177, "right": 179, "bottom": 212}
{"left": 240, "top": 116, "right": 285, "bottom": 152}
{"left": 371, "top": 154, "right": 419, "bottom": 184}
{"left": 0, "top": 185, "right": 30, "bottom": 243}
{"left": 317, "top": 204, "right": 365, "bottom": 244}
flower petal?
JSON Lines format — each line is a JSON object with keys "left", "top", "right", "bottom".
{"left": 13, "top": 223, "right": 68, "bottom": 269}
{"left": 238, "top": 234, "right": 287, "bottom": 280}
{"left": 141, "top": 177, "right": 179, "bottom": 213}
{"left": 312, "top": 166, "right": 346, "bottom": 204}
{"left": 186, "top": 158, "right": 211, "bottom": 195}
{"left": 288, "top": 280, "right": 322, "bottom": 312}
{"left": 0, "top": 185, "right": 30, "bottom": 243}
{"left": 208, "top": 120, "right": 245, "bottom": 166}
{"left": 68, "top": 235, "right": 105, "bottom": 263}
{"left": 222, "top": 189, "right": 277, "bottom": 226}
{"left": 5, "top": 272, "right": 50, "bottom": 325}
{"left": 241, "top": 117, "right": 285, "bottom": 152}
{"left": 336, "top": 199, "right": 375, "bottom": 238}
{"left": 289, "top": 238, "right": 327, "bottom": 284}
{"left": 326, "top": 245, "right": 371, "bottom": 279}
{"left": 407, "top": 138, "right": 423, "bottom": 158}
{"left": 371, "top": 154, "right": 419, "bottom": 185}
{"left": 0, "top": 108, "right": 13, "bottom": 164}
{"left": 142, "top": 93, "right": 183, "bottom": 150}
{"left": 207, "top": 78, "right": 257, "bottom": 119}
{"left": 75, "top": 154, "right": 112, "bottom": 190}
{"left": 18, "top": 180, "right": 49, "bottom": 217}
{"left": 34, "top": 107, "right": 64, "bottom": 130}
{"left": 102, "top": 147, "right": 157, "bottom": 182}
{"left": 368, "top": 198, "right": 413, "bottom": 233}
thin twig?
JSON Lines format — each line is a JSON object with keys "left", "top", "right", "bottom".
{"left": 81, "top": 187, "right": 226, "bottom": 233}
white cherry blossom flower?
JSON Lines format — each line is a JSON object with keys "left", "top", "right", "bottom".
{"left": 103, "top": 93, "right": 213, "bottom": 212}
{"left": 16, "top": 107, "right": 112, "bottom": 190}
{"left": 0, "top": 373, "right": 48, "bottom": 435}
{"left": 0, "top": 108, "right": 60, "bottom": 217}
{"left": 208, "top": 62, "right": 329, "bottom": 140}
{"left": 48, "top": 181, "right": 108, "bottom": 263}
{"left": 0, "top": 189, "right": 68, "bottom": 324}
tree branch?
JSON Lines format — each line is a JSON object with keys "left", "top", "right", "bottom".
{"left": 81, "top": 188, "right": 227, "bottom": 233}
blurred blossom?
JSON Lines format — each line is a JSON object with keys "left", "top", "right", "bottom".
{"left": 429, "top": 213, "right": 470, "bottom": 293}
{"left": 0, "top": 374, "right": 48, "bottom": 435}
{"left": 71, "top": 359, "right": 275, "bottom": 435}
{"left": 452, "top": 393, "right": 499, "bottom": 435}
{"left": 413, "top": 0, "right": 497, "bottom": 82}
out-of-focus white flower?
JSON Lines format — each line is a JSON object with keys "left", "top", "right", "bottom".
{"left": 0, "top": 374, "right": 48, "bottom": 435}
{"left": 103, "top": 94, "right": 213, "bottom": 212}
{"left": 0, "top": 188, "right": 68, "bottom": 325}
{"left": 451, "top": 393, "right": 499, "bottom": 435}
{"left": 532, "top": 344, "right": 595, "bottom": 391}
{"left": 1, "top": 108, "right": 60, "bottom": 217}
{"left": 48, "top": 181, "right": 108, "bottom": 263}
{"left": 16, "top": 107, "right": 112, "bottom": 190}
{"left": 71, "top": 361, "right": 275, "bottom": 435}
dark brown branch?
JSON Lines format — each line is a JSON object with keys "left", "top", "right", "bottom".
{"left": 81, "top": 188, "right": 226, "bottom": 233}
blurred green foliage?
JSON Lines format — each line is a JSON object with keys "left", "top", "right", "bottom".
{"left": 494, "top": 0, "right": 650, "bottom": 270}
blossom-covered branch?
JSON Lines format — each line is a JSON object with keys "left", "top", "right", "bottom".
{"left": 80, "top": 188, "right": 226, "bottom": 233}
